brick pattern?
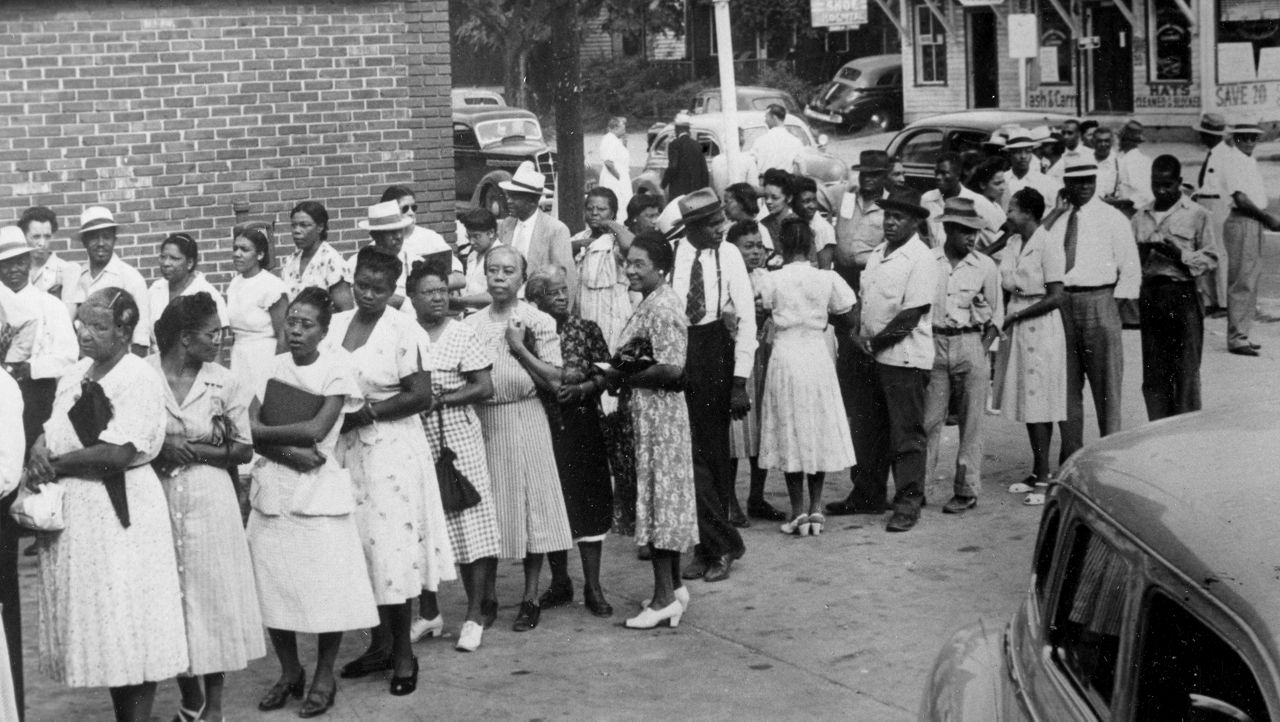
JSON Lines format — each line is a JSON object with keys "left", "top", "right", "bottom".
{"left": 0, "top": 0, "right": 453, "bottom": 293}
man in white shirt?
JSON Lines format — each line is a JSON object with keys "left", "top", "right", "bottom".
{"left": 1111, "top": 119, "right": 1154, "bottom": 212}
{"left": 596, "top": 116, "right": 632, "bottom": 211}
{"left": 1044, "top": 160, "right": 1140, "bottom": 462}
{"left": 1046, "top": 119, "right": 1084, "bottom": 183}
{"left": 1001, "top": 129, "right": 1061, "bottom": 212}
{"left": 19, "top": 206, "right": 80, "bottom": 311}
{"left": 920, "top": 152, "right": 1006, "bottom": 248}
{"left": 1191, "top": 112, "right": 1232, "bottom": 314}
{"left": 68, "top": 206, "right": 150, "bottom": 356}
{"left": 671, "top": 188, "right": 753, "bottom": 583}
{"left": 1091, "top": 126, "right": 1120, "bottom": 199}
{"left": 748, "top": 104, "right": 803, "bottom": 176}
{"left": 1218, "top": 122, "right": 1280, "bottom": 356}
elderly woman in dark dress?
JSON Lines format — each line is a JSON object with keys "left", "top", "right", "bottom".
{"left": 526, "top": 267, "right": 615, "bottom": 618}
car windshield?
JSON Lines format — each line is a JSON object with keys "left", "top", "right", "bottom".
{"left": 473, "top": 118, "right": 542, "bottom": 146}
{"left": 838, "top": 66, "right": 863, "bottom": 83}
{"left": 740, "top": 125, "right": 810, "bottom": 148}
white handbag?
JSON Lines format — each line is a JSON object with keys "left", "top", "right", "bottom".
{"left": 9, "top": 474, "right": 65, "bottom": 532}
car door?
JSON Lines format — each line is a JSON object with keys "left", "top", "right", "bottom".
{"left": 453, "top": 122, "right": 484, "bottom": 200}
{"left": 889, "top": 128, "right": 945, "bottom": 191}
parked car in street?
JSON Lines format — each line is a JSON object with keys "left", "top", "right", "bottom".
{"left": 885, "top": 110, "right": 1073, "bottom": 192}
{"left": 692, "top": 85, "right": 801, "bottom": 116}
{"left": 630, "top": 112, "right": 846, "bottom": 199}
{"left": 804, "top": 54, "right": 902, "bottom": 133}
{"left": 451, "top": 87, "right": 505, "bottom": 107}
{"left": 452, "top": 105, "right": 555, "bottom": 217}
{"left": 919, "top": 402, "right": 1279, "bottom": 722}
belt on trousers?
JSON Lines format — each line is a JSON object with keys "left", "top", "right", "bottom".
{"left": 932, "top": 325, "right": 981, "bottom": 336}
{"left": 1142, "top": 275, "right": 1194, "bottom": 287}
{"left": 1064, "top": 284, "right": 1115, "bottom": 293}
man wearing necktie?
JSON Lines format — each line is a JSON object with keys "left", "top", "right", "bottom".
{"left": 1044, "top": 161, "right": 1140, "bottom": 463}
{"left": 670, "top": 189, "right": 754, "bottom": 583}
{"left": 1190, "top": 112, "right": 1231, "bottom": 316}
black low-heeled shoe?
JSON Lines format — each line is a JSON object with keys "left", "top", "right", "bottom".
{"left": 584, "top": 587, "right": 613, "bottom": 618}
{"left": 257, "top": 674, "right": 306, "bottom": 712}
{"left": 338, "top": 651, "right": 391, "bottom": 679}
{"left": 480, "top": 599, "right": 499, "bottom": 629}
{"left": 389, "top": 656, "right": 419, "bottom": 697}
{"left": 297, "top": 684, "right": 337, "bottom": 718}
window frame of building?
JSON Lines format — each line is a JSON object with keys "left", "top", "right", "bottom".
{"left": 1148, "top": 0, "right": 1193, "bottom": 83}
{"left": 913, "top": 2, "right": 948, "bottom": 86}
{"left": 1215, "top": 0, "right": 1280, "bottom": 84}
{"left": 1037, "top": 1, "right": 1075, "bottom": 86}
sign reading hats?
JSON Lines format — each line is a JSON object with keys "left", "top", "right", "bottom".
{"left": 937, "top": 197, "right": 987, "bottom": 230}
{"left": 0, "top": 226, "right": 32, "bottom": 262}
{"left": 852, "top": 150, "right": 891, "bottom": 173}
{"left": 875, "top": 188, "right": 930, "bottom": 219}
{"left": 678, "top": 187, "right": 724, "bottom": 225}
{"left": 498, "top": 161, "right": 549, "bottom": 197}
{"left": 77, "top": 206, "right": 120, "bottom": 237}
{"left": 357, "top": 201, "right": 414, "bottom": 232}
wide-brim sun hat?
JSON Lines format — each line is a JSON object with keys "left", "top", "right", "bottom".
{"left": 0, "top": 226, "right": 32, "bottom": 261}
{"left": 357, "top": 200, "right": 414, "bottom": 231}
{"left": 77, "top": 206, "right": 119, "bottom": 236}
{"left": 498, "top": 161, "right": 548, "bottom": 196}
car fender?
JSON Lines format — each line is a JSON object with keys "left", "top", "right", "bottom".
{"left": 918, "top": 619, "right": 1022, "bottom": 722}
{"left": 471, "top": 170, "right": 512, "bottom": 215}
{"left": 796, "top": 152, "right": 849, "bottom": 185}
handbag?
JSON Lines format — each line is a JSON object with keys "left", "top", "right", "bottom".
{"left": 68, "top": 379, "right": 129, "bottom": 527}
{"left": 9, "top": 473, "right": 65, "bottom": 532}
{"left": 433, "top": 405, "right": 481, "bottom": 513}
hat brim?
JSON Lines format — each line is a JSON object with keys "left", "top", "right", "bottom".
{"left": 937, "top": 215, "right": 987, "bottom": 230}
{"left": 76, "top": 221, "right": 119, "bottom": 236}
{"left": 681, "top": 202, "right": 723, "bottom": 225}
{"left": 875, "top": 199, "right": 930, "bottom": 219}
{"left": 852, "top": 164, "right": 891, "bottom": 173}
{"left": 498, "top": 180, "right": 546, "bottom": 195}
{"left": 1192, "top": 124, "right": 1226, "bottom": 136}
{"left": 0, "top": 247, "right": 32, "bottom": 262}
{"left": 358, "top": 217, "right": 414, "bottom": 232}
{"left": 1230, "top": 128, "right": 1265, "bottom": 136}
{"left": 1003, "top": 141, "right": 1038, "bottom": 150}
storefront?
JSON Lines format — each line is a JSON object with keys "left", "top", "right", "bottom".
{"left": 896, "top": 0, "right": 1280, "bottom": 130}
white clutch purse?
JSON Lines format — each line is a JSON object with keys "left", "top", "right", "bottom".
{"left": 9, "top": 474, "right": 65, "bottom": 532}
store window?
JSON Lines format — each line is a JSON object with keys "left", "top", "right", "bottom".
{"left": 1150, "top": 0, "right": 1193, "bottom": 82}
{"left": 1039, "top": 4, "right": 1074, "bottom": 85}
{"left": 1218, "top": 0, "right": 1280, "bottom": 82}
{"left": 915, "top": 4, "right": 947, "bottom": 85}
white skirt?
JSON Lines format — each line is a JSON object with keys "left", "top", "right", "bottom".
{"left": 759, "top": 328, "right": 856, "bottom": 474}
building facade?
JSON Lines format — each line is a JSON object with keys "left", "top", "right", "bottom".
{"left": 0, "top": 0, "right": 453, "bottom": 290}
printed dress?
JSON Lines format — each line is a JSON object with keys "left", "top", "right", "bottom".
{"left": 36, "top": 355, "right": 189, "bottom": 688}
{"left": 150, "top": 357, "right": 265, "bottom": 676}
{"left": 613, "top": 284, "right": 698, "bottom": 553}
{"left": 331, "top": 309, "right": 455, "bottom": 603}
{"left": 757, "top": 263, "right": 858, "bottom": 474}
{"left": 420, "top": 319, "right": 502, "bottom": 564}
{"left": 280, "top": 241, "right": 346, "bottom": 300}
{"left": 464, "top": 303, "right": 573, "bottom": 559}
{"left": 994, "top": 227, "right": 1067, "bottom": 423}
{"left": 246, "top": 350, "right": 379, "bottom": 633}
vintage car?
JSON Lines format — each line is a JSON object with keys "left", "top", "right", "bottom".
{"left": 919, "top": 402, "right": 1280, "bottom": 722}
{"left": 885, "top": 110, "right": 1074, "bottom": 192}
{"left": 632, "top": 112, "right": 846, "bottom": 199}
{"left": 804, "top": 54, "right": 903, "bottom": 133}
{"left": 452, "top": 105, "right": 555, "bottom": 217}
{"left": 691, "top": 85, "right": 801, "bottom": 116}
{"left": 451, "top": 87, "right": 505, "bottom": 107}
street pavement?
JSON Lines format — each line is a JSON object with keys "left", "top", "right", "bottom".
{"left": 17, "top": 312, "right": 1280, "bottom": 720}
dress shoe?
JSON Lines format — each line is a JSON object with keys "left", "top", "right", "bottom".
{"left": 297, "top": 684, "right": 337, "bottom": 718}
{"left": 512, "top": 600, "right": 540, "bottom": 632}
{"left": 681, "top": 556, "right": 707, "bottom": 580}
{"left": 338, "top": 651, "right": 390, "bottom": 679}
{"left": 747, "top": 499, "right": 787, "bottom": 521}
{"left": 941, "top": 495, "right": 977, "bottom": 514}
{"left": 409, "top": 615, "right": 443, "bottom": 643}
{"left": 455, "top": 621, "right": 483, "bottom": 652}
{"left": 480, "top": 599, "right": 498, "bottom": 629}
{"left": 1250, "top": 341, "right": 1262, "bottom": 350}
{"left": 885, "top": 511, "right": 918, "bottom": 532}
{"left": 1230, "top": 346, "right": 1260, "bottom": 357}
{"left": 258, "top": 674, "right": 306, "bottom": 712}
{"left": 537, "top": 580, "right": 573, "bottom": 610}
{"left": 625, "top": 599, "right": 684, "bottom": 629}
{"left": 806, "top": 513, "right": 825, "bottom": 535}
{"left": 779, "top": 513, "right": 808, "bottom": 535}
{"left": 826, "top": 498, "right": 888, "bottom": 516}
{"left": 584, "top": 587, "right": 613, "bottom": 617}
{"left": 703, "top": 556, "right": 733, "bottom": 583}
{"left": 388, "top": 657, "right": 419, "bottom": 697}
{"left": 728, "top": 507, "right": 751, "bottom": 528}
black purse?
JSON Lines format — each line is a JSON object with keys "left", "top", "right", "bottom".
{"left": 68, "top": 380, "right": 130, "bottom": 528}
{"left": 434, "top": 405, "right": 481, "bottom": 513}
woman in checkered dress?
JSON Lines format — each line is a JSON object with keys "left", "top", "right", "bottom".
{"left": 407, "top": 262, "right": 501, "bottom": 652}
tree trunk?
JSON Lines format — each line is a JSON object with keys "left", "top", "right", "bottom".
{"left": 550, "top": 0, "right": 583, "bottom": 233}
{"left": 503, "top": 43, "right": 523, "bottom": 107}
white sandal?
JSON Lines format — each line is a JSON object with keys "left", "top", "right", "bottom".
{"left": 1023, "top": 493, "right": 1046, "bottom": 506}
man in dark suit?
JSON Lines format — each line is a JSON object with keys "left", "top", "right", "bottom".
{"left": 661, "top": 111, "right": 709, "bottom": 201}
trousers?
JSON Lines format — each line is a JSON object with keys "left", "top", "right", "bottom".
{"left": 1224, "top": 211, "right": 1264, "bottom": 350}
{"left": 924, "top": 332, "right": 989, "bottom": 498}
{"left": 1139, "top": 279, "right": 1203, "bottom": 420}
{"left": 848, "top": 355, "right": 930, "bottom": 516}
{"left": 684, "top": 323, "right": 744, "bottom": 559}
{"left": 1059, "top": 288, "right": 1123, "bottom": 463}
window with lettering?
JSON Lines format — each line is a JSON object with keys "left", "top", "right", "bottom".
{"left": 1037, "top": 6, "right": 1074, "bottom": 86}
{"left": 1149, "top": 0, "right": 1192, "bottom": 82}
{"left": 1217, "top": 0, "right": 1280, "bottom": 84}
{"left": 914, "top": 4, "right": 947, "bottom": 85}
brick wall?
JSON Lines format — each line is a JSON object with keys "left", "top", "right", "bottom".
{"left": 0, "top": 0, "right": 453, "bottom": 293}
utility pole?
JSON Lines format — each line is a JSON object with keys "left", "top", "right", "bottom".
{"left": 551, "top": 0, "right": 584, "bottom": 232}
{"left": 713, "top": 0, "right": 741, "bottom": 185}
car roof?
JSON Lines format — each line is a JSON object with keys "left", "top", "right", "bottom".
{"left": 665, "top": 112, "right": 807, "bottom": 133}
{"left": 451, "top": 106, "right": 539, "bottom": 123}
{"left": 902, "top": 110, "right": 1076, "bottom": 133}
{"left": 1060, "top": 402, "right": 1280, "bottom": 656}
{"left": 840, "top": 54, "right": 900, "bottom": 72}
{"left": 698, "top": 85, "right": 794, "bottom": 99}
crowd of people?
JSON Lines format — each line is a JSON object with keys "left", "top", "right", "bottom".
{"left": 0, "top": 106, "right": 1272, "bottom": 721}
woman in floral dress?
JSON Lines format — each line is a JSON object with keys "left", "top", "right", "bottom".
{"left": 280, "top": 201, "right": 353, "bottom": 310}
{"left": 603, "top": 232, "right": 696, "bottom": 630}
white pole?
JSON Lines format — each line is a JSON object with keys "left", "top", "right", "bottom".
{"left": 1019, "top": 58, "right": 1027, "bottom": 109}
{"left": 713, "top": 0, "right": 741, "bottom": 186}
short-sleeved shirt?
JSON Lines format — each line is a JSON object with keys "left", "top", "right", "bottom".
{"left": 831, "top": 187, "right": 887, "bottom": 270}
{"left": 13, "top": 284, "right": 77, "bottom": 380}
{"left": 860, "top": 235, "right": 938, "bottom": 369}
{"left": 1131, "top": 196, "right": 1221, "bottom": 281}
{"left": 281, "top": 242, "right": 346, "bottom": 300}
{"left": 930, "top": 247, "right": 1004, "bottom": 330}
{"left": 1218, "top": 144, "right": 1269, "bottom": 210}
{"left": 71, "top": 254, "right": 152, "bottom": 349}
{"left": 1044, "top": 196, "right": 1141, "bottom": 299}
{"left": 228, "top": 271, "right": 288, "bottom": 341}
{"left": 147, "top": 273, "right": 230, "bottom": 347}
{"left": 757, "top": 262, "right": 856, "bottom": 332}
{"left": 1001, "top": 227, "right": 1065, "bottom": 297}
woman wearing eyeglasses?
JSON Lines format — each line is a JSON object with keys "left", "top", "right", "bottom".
{"left": 146, "top": 233, "right": 228, "bottom": 353}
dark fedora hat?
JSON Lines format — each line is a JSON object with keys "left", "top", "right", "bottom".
{"left": 852, "top": 150, "right": 892, "bottom": 173}
{"left": 875, "top": 188, "right": 929, "bottom": 219}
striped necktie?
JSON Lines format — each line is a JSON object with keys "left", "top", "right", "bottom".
{"left": 686, "top": 253, "right": 706, "bottom": 323}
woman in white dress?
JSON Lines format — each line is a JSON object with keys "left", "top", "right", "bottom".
{"left": 995, "top": 188, "right": 1066, "bottom": 501}
{"left": 25, "top": 289, "right": 188, "bottom": 722}
{"left": 331, "top": 248, "right": 452, "bottom": 694}
{"left": 151, "top": 293, "right": 264, "bottom": 722}
{"left": 227, "top": 227, "right": 287, "bottom": 406}
{"left": 757, "top": 219, "right": 858, "bottom": 537}
{"left": 247, "top": 287, "right": 378, "bottom": 718}
{"left": 597, "top": 116, "right": 632, "bottom": 212}
{"left": 573, "top": 186, "right": 634, "bottom": 352}
{"left": 146, "top": 233, "right": 228, "bottom": 351}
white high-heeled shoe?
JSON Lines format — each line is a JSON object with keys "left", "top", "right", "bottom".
{"left": 455, "top": 621, "right": 483, "bottom": 652}
{"left": 641, "top": 585, "right": 690, "bottom": 611}
{"left": 409, "top": 615, "right": 444, "bottom": 643}
{"left": 625, "top": 599, "right": 684, "bottom": 629}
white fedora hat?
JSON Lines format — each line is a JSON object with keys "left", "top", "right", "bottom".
{"left": 357, "top": 201, "right": 414, "bottom": 232}
{"left": 498, "top": 162, "right": 547, "bottom": 196}
{"left": 0, "top": 226, "right": 32, "bottom": 262}
{"left": 77, "top": 206, "right": 119, "bottom": 236}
